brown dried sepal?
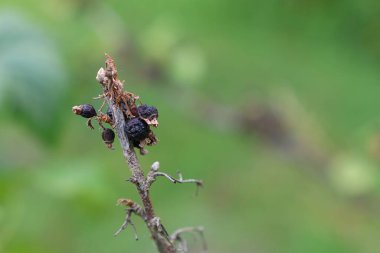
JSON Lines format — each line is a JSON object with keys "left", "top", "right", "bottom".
{"left": 117, "top": 92, "right": 141, "bottom": 119}
{"left": 117, "top": 198, "right": 134, "bottom": 207}
{"left": 87, "top": 119, "right": 94, "bottom": 130}
{"left": 72, "top": 104, "right": 97, "bottom": 118}
{"left": 105, "top": 53, "right": 118, "bottom": 80}
{"left": 98, "top": 113, "right": 113, "bottom": 125}
{"left": 134, "top": 131, "right": 158, "bottom": 155}
{"left": 72, "top": 105, "right": 82, "bottom": 115}
{"left": 143, "top": 117, "right": 159, "bottom": 127}
{"left": 146, "top": 131, "right": 158, "bottom": 146}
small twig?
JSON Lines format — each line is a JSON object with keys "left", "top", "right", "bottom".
{"left": 93, "top": 94, "right": 106, "bottom": 100}
{"left": 155, "top": 171, "right": 203, "bottom": 186}
{"left": 176, "top": 236, "right": 188, "bottom": 253}
{"left": 115, "top": 199, "right": 146, "bottom": 240}
{"left": 170, "top": 226, "right": 208, "bottom": 253}
{"left": 147, "top": 162, "right": 203, "bottom": 196}
{"left": 114, "top": 209, "right": 139, "bottom": 240}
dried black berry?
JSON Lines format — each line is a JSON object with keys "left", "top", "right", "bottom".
{"left": 138, "top": 104, "right": 159, "bottom": 127}
{"left": 72, "top": 104, "right": 97, "bottom": 118}
{"left": 102, "top": 128, "right": 115, "bottom": 149}
{"left": 125, "top": 118, "right": 158, "bottom": 155}
{"left": 125, "top": 118, "right": 150, "bottom": 141}
{"left": 138, "top": 104, "right": 158, "bottom": 119}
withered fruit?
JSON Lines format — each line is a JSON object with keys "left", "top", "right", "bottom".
{"left": 125, "top": 118, "right": 150, "bottom": 142}
{"left": 72, "top": 104, "right": 97, "bottom": 118}
{"left": 102, "top": 128, "right": 115, "bottom": 149}
{"left": 125, "top": 118, "right": 152, "bottom": 155}
{"left": 137, "top": 104, "right": 159, "bottom": 127}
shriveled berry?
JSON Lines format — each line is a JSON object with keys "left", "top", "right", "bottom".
{"left": 138, "top": 104, "right": 159, "bottom": 127}
{"left": 125, "top": 118, "right": 149, "bottom": 141}
{"left": 102, "top": 128, "right": 115, "bottom": 149}
{"left": 138, "top": 104, "right": 158, "bottom": 119}
{"left": 72, "top": 104, "right": 97, "bottom": 118}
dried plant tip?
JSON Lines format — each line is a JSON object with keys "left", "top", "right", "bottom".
{"left": 147, "top": 131, "right": 158, "bottom": 146}
{"left": 117, "top": 198, "right": 134, "bottom": 207}
{"left": 138, "top": 104, "right": 159, "bottom": 127}
{"left": 139, "top": 147, "right": 149, "bottom": 155}
{"left": 72, "top": 104, "right": 97, "bottom": 118}
{"left": 102, "top": 128, "right": 115, "bottom": 149}
{"left": 96, "top": 67, "right": 106, "bottom": 84}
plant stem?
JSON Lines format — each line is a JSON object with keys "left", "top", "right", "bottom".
{"left": 103, "top": 75, "right": 176, "bottom": 253}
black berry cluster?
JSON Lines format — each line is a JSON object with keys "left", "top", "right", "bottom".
{"left": 72, "top": 101, "right": 159, "bottom": 155}
{"left": 114, "top": 104, "right": 159, "bottom": 155}
{"left": 72, "top": 56, "right": 160, "bottom": 154}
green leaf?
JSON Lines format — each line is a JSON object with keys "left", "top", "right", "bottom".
{"left": 0, "top": 11, "right": 67, "bottom": 142}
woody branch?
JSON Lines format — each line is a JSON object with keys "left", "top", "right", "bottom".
{"left": 92, "top": 54, "right": 205, "bottom": 253}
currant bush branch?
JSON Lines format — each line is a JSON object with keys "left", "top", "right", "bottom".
{"left": 73, "top": 54, "right": 205, "bottom": 253}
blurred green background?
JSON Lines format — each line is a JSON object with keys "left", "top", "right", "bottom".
{"left": 1, "top": 0, "right": 380, "bottom": 252}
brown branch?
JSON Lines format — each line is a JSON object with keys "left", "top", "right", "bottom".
{"left": 96, "top": 55, "right": 176, "bottom": 253}
{"left": 90, "top": 54, "right": 205, "bottom": 253}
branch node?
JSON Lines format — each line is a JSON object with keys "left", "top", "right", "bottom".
{"left": 128, "top": 176, "right": 140, "bottom": 185}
